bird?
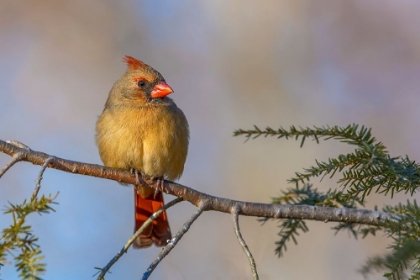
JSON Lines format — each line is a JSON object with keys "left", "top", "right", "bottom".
{"left": 95, "top": 55, "right": 189, "bottom": 248}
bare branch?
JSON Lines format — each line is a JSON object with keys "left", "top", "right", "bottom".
{"left": 142, "top": 204, "right": 206, "bottom": 280}
{"left": 32, "top": 157, "right": 55, "bottom": 200}
{"left": 0, "top": 154, "right": 23, "bottom": 178}
{"left": 0, "top": 139, "right": 401, "bottom": 225}
{"left": 232, "top": 210, "right": 259, "bottom": 280}
{"left": 0, "top": 140, "right": 32, "bottom": 177}
{"left": 96, "top": 198, "right": 183, "bottom": 280}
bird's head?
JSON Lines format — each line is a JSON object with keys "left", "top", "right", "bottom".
{"left": 109, "top": 55, "right": 174, "bottom": 105}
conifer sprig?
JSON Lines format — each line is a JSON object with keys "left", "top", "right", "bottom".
{"left": 235, "top": 124, "right": 420, "bottom": 279}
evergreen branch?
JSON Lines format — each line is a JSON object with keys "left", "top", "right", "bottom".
{"left": 341, "top": 156, "right": 420, "bottom": 201}
{"left": 264, "top": 184, "right": 363, "bottom": 256}
{"left": 234, "top": 124, "right": 385, "bottom": 150}
{"left": 358, "top": 200, "right": 420, "bottom": 279}
{"left": 289, "top": 149, "right": 372, "bottom": 186}
{"left": 359, "top": 239, "right": 420, "bottom": 280}
{"left": 0, "top": 195, "right": 57, "bottom": 280}
{"left": 235, "top": 125, "right": 420, "bottom": 203}
{"left": 275, "top": 219, "right": 308, "bottom": 257}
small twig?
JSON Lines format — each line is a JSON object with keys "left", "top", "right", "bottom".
{"left": 0, "top": 140, "right": 32, "bottom": 178}
{"left": 130, "top": 198, "right": 183, "bottom": 249}
{"left": 232, "top": 209, "right": 259, "bottom": 280}
{"left": 32, "top": 157, "right": 55, "bottom": 200}
{"left": 96, "top": 198, "right": 183, "bottom": 280}
{"left": 0, "top": 154, "right": 23, "bottom": 178}
{"left": 142, "top": 204, "right": 206, "bottom": 280}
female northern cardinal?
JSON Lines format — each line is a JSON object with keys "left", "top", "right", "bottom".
{"left": 95, "top": 56, "right": 189, "bottom": 248}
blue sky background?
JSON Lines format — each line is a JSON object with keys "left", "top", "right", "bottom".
{"left": 1, "top": 1, "right": 420, "bottom": 279}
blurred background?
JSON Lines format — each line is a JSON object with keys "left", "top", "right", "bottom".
{"left": 1, "top": 0, "right": 420, "bottom": 279}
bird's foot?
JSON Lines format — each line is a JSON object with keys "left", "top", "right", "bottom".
{"left": 130, "top": 168, "right": 142, "bottom": 190}
{"left": 152, "top": 177, "right": 165, "bottom": 199}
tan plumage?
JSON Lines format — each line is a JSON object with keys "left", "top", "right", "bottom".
{"left": 95, "top": 56, "right": 189, "bottom": 248}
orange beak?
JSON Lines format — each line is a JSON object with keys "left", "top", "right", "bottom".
{"left": 150, "top": 82, "right": 173, "bottom": 98}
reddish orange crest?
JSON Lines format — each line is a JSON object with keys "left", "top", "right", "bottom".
{"left": 123, "top": 55, "right": 147, "bottom": 70}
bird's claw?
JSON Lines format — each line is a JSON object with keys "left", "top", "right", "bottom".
{"left": 130, "top": 168, "right": 142, "bottom": 190}
{"left": 153, "top": 177, "right": 164, "bottom": 199}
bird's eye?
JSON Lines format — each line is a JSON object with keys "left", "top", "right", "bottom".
{"left": 137, "top": 80, "right": 146, "bottom": 87}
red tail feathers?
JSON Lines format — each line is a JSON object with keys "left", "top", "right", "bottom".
{"left": 133, "top": 189, "right": 172, "bottom": 248}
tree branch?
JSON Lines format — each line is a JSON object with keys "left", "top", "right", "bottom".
{"left": 0, "top": 141, "right": 28, "bottom": 177}
{"left": 96, "top": 198, "right": 183, "bottom": 280}
{"left": 32, "top": 156, "right": 55, "bottom": 200}
{"left": 232, "top": 210, "right": 259, "bottom": 280}
{"left": 142, "top": 204, "right": 205, "bottom": 280}
{"left": 0, "top": 139, "right": 400, "bottom": 225}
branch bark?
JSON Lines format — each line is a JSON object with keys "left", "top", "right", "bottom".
{"left": 232, "top": 210, "right": 259, "bottom": 280}
{"left": 142, "top": 204, "right": 205, "bottom": 280}
{"left": 0, "top": 139, "right": 400, "bottom": 226}
{"left": 97, "top": 198, "right": 183, "bottom": 280}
